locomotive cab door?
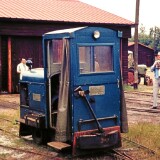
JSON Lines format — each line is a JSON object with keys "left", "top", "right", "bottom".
{"left": 70, "top": 27, "right": 122, "bottom": 142}
{"left": 43, "top": 27, "right": 123, "bottom": 150}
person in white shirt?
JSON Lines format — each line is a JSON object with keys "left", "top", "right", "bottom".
{"left": 17, "top": 58, "right": 28, "bottom": 80}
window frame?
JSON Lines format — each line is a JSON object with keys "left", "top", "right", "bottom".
{"left": 77, "top": 43, "right": 115, "bottom": 75}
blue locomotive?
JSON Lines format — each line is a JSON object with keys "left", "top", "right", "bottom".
{"left": 19, "top": 27, "right": 128, "bottom": 155}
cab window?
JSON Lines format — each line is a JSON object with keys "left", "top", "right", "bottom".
{"left": 79, "top": 46, "right": 113, "bottom": 74}
{"left": 46, "top": 39, "right": 64, "bottom": 77}
{"left": 49, "top": 39, "right": 63, "bottom": 64}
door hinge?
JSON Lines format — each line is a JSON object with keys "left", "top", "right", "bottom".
{"left": 117, "top": 79, "right": 119, "bottom": 88}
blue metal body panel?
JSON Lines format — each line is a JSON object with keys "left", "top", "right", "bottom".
{"left": 20, "top": 27, "right": 121, "bottom": 137}
{"left": 28, "top": 84, "right": 45, "bottom": 112}
{"left": 20, "top": 68, "right": 49, "bottom": 127}
{"left": 69, "top": 27, "right": 120, "bottom": 132}
{"left": 18, "top": 27, "right": 125, "bottom": 154}
{"left": 21, "top": 68, "right": 44, "bottom": 83}
{"left": 43, "top": 27, "right": 121, "bottom": 133}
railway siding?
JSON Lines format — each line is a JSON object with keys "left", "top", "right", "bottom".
{"left": 0, "top": 93, "right": 160, "bottom": 159}
{"left": 125, "top": 91, "right": 160, "bottom": 124}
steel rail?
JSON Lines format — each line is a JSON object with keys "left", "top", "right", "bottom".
{"left": 0, "top": 128, "right": 58, "bottom": 159}
{"left": 0, "top": 144, "right": 57, "bottom": 159}
{"left": 0, "top": 100, "right": 19, "bottom": 105}
{"left": 124, "top": 91, "right": 152, "bottom": 96}
{"left": 112, "top": 149, "right": 135, "bottom": 160}
{"left": 0, "top": 117, "right": 15, "bottom": 123}
{"left": 125, "top": 97, "right": 153, "bottom": 104}
{"left": 127, "top": 107, "right": 160, "bottom": 113}
{"left": 0, "top": 104, "right": 18, "bottom": 110}
{"left": 122, "top": 136, "right": 160, "bottom": 159}
{"left": 0, "top": 127, "right": 19, "bottom": 138}
{"left": 125, "top": 91, "right": 160, "bottom": 99}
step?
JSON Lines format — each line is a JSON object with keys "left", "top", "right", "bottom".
{"left": 47, "top": 141, "right": 71, "bottom": 151}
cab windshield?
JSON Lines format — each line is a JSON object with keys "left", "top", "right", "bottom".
{"left": 79, "top": 46, "right": 113, "bottom": 74}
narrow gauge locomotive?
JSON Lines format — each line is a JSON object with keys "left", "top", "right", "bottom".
{"left": 19, "top": 27, "right": 128, "bottom": 155}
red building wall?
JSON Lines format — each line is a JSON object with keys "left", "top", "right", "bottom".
{"left": 128, "top": 43, "right": 154, "bottom": 67}
{"left": 0, "top": 21, "right": 131, "bottom": 93}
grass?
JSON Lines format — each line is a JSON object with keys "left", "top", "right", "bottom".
{"left": 124, "top": 67, "right": 154, "bottom": 93}
{"left": 0, "top": 108, "right": 47, "bottom": 159}
{"left": 123, "top": 82, "right": 160, "bottom": 158}
{"left": 0, "top": 85, "right": 159, "bottom": 159}
{"left": 0, "top": 109, "right": 19, "bottom": 132}
{"left": 124, "top": 122, "right": 160, "bottom": 151}
{"left": 123, "top": 83, "right": 153, "bottom": 93}
{"left": 122, "top": 122, "right": 160, "bottom": 159}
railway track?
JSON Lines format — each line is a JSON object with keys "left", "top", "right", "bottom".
{"left": 125, "top": 91, "right": 160, "bottom": 112}
{"left": 0, "top": 127, "right": 58, "bottom": 160}
{"left": 0, "top": 117, "right": 14, "bottom": 123}
{"left": 0, "top": 117, "right": 151, "bottom": 160}
{"left": 110, "top": 135, "right": 159, "bottom": 160}
{"left": 0, "top": 143, "right": 58, "bottom": 160}
{"left": 0, "top": 93, "right": 159, "bottom": 159}
{"left": 0, "top": 123, "right": 158, "bottom": 160}
{"left": 0, "top": 100, "right": 18, "bottom": 110}
{"left": 121, "top": 136, "right": 160, "bottom": 160}
{"left": 0, "top": 124, "right": 129, "bottom": 160}
{"left": 126, "top": 98, "right": 160, "bottom": 113}
{"left": 124, "top": 91, "right": 153, "bottom": 96}
{"left": 125, "top": 91, "right": 160, "bottom": 124}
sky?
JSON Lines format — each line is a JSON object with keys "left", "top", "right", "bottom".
{"left": 80, "top": 0, "right": 160, "bottom": 33}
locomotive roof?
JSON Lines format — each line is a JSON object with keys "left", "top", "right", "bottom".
{"left": 44, "top": 27, "right": 86, "bottom": 35}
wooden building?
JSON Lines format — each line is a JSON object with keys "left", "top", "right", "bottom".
{"left": 128, "top": 42, "right": 154, "bottom": 67}
{"left": 0, "top": 0, "right": 134, "bottom": 93}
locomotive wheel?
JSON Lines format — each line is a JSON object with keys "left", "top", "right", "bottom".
{"left": 32, "top": 128, "right": 46, "bottom": 145}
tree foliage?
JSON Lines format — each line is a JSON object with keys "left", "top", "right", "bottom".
{"left": 129, "top": 24, "right": 160, "bottom": 52}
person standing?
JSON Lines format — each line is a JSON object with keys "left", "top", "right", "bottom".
{"left": 17, "top": 58, "right": 28, "bottom": 80}
{"left": 151, "top": 52, "right": 160, "bottom": 109}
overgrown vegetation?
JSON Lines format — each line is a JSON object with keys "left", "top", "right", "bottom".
{"left": 0, "top": 110, "right": 19, "bottom": 132}
{"left": 123, "top": 82, "right": 160, "bottom": 158}
{"left": 129, "top": 24, "right": 160, "bottom": 52}
{"left": 123, "top": 122, "right": 160, "bottom": 157}
{"left": 0, "top": 108, "right": 50, "bottom": 159}
{"left": 0, "top": 88, "right": 159, "bottom": 159}
{"left": 123, "top": 83, "right": 153, "bottom": 93}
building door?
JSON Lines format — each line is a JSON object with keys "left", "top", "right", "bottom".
{"left": 0, "top": 36, "right": 8, "bottom": 93}
{"left": 11, "top": 36, "right": 42, "bottom": 93}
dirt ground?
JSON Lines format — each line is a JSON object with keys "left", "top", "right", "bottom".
{"left": 0, "top": 91, "right": 159, "bottom": 160}
{"left": 0, "top": 68, "right": 159, "bottom": 159}
{"left": 125, "top": 68, "right": 160, "bottom": 124}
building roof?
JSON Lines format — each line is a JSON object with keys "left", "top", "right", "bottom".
{"left": 128, "top": 42, "right": 154, "bottom": 51}
{"left": 0, "top": 0, "right": 134, "bottom": 26}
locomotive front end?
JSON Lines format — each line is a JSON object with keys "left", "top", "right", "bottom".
{"left": 19, "top": 27, "right": 128, "bottom": 156}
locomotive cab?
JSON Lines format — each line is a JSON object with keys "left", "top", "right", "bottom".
{"left": 19, "top": 27, "right": 128, "bottom": 155}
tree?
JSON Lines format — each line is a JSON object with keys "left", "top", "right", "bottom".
{"left": 150, "top": 27, "right": 160, "bottom": 51}
{"left": 129, "top": 24, "right": 160, "bottom": 52}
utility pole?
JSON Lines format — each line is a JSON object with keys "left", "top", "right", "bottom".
{"left": 154, "top": 26, "right": 157, "bottom": 52}
{"left": 134, "top": 0, "right": 140, "bottom": 89}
